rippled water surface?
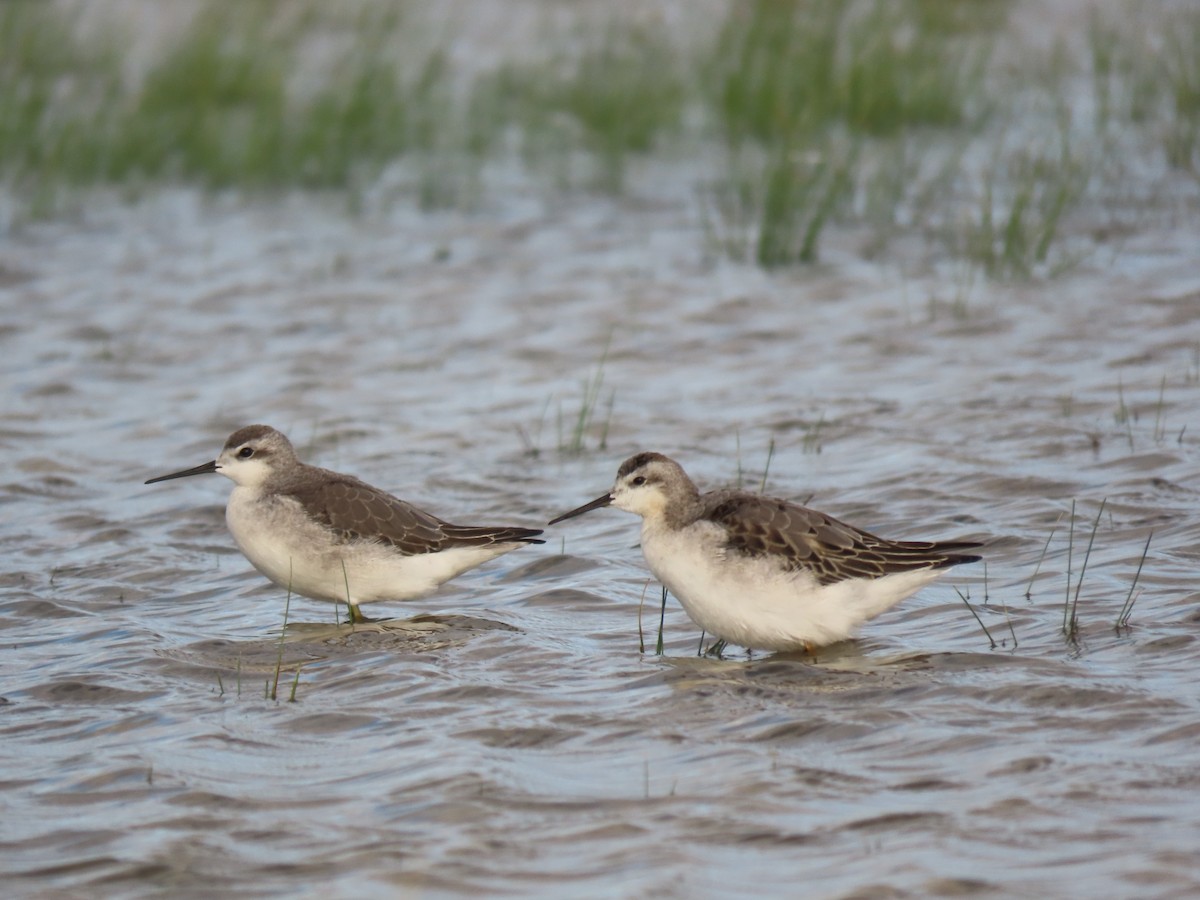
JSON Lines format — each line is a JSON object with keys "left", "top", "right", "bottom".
{"left": 3, "top": 169, "right": 1200, "bottom": 898}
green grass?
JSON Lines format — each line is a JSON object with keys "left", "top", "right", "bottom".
{"left": 1088, "top": 13, "right": 1160, "bottom": 133}
{"left": 0, "top": 0, "right": 470, "bottom": 206}
{"left": 491, "top": 24, "right": 686, "bottom": 191}
{"left": 1088, "top": 8, "right": 1200, "bottom": 186}
{"left": 292, "top": 48, "right": 451, "bottom": 189}
{"left": 521, "top": 337, "right": 615, "bottom": 457}
{"left": 1162, "top": 12, "right": 1200, "bottom": 180}
{"left": 557, "top": 338, "right": 615, "bottom": 455}
{"left": 120, "top": 5, "right": 291, "bottom": 188}
{"left": 709, "top": 0, "right": 842, "bottom": 146}
{"left": 1, "top": 0, "right": 1196, "bottom": 279}
{"left": 758, "top": 139, "right": 857, "bottom": 266}
{"left": 0, "top": 2, "right": 122, "bottom": 205}
{"left": 709, "top": 0, "right": 992, "bottom": 145}
{"left": 122, "top": 5, "right": 469, "bottom": 196}
{"left": 802, "top": 412, "right": 826, "bottom": 454}
{"left": 954, "top": 124, "right": 1090, "bottom": 279}
{"left": 703, "top": 0, "right": 996, "bottom": 265}
{"left": 703, "top": 137, "right": 858, "bottom": 266}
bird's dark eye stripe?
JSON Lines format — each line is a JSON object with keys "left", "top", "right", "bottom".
{"left": 238, "top": 447, "right": 254, "bottom": 459}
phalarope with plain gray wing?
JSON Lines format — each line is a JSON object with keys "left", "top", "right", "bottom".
{"left": 549, "top": 452, "right": 981, "bottom": 653}
{"left": 146, "top": 425, "right": 543, "bottom": 622}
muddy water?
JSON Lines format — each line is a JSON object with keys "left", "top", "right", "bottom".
{"left": 2, "top": 178, "right": 1200, "bottom": 899}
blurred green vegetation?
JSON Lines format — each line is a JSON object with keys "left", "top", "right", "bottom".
{"left": 1162, "top": 14, "right": 1200, "bottom": 179}
{"left": 2, "top": 0, "right": 1198, "bottom": 278}
{"left": 710, "top": 0, "right": 989, "bottom": 144}
{"left": 492, "top": 26, "right": 686, "bottom": 192}
{"left": 0, "top": 2, "right": 121, "bottom": 202}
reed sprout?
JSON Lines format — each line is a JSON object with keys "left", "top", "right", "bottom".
{"left": 1062, "top": 500, "right": 1076, "bottom": 634}
{"left": 1065, "top": 499, "right": 1106, "bottom": 638}
{"left": 271, "top": 566, "right": 294, "bottom": 702}
{"left": 955, "top": 586, "right": 996, "bottom": 649}
{"left": 1116, "top": 531, "right": 1152, "bottom": 630}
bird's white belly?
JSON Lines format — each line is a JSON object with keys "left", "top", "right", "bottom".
{"left": 225, "top": 488, "right": 512, "bottom": 606}
{"left": 640, "top": 521, "right": 944, "bottom": 651}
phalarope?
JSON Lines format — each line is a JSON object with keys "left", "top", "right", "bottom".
{"left": 146, "top": 425, "right": 543, "bottom": 622}
{"left": 550, "top": 452, "right": 981, "bottom": 652}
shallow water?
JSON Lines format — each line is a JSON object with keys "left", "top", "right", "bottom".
{"left": 2, "top": 169, "right": 1200, "bottom": 899}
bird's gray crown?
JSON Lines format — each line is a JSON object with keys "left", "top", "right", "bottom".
{"left": 617, "top": 451, "right": 671, "bottom": 480}
{"left": 223, "top": 424, "right": 290, "bottom": 453}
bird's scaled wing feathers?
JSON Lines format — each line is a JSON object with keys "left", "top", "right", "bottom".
{"left": 706, "top": 495, "right": 980, "bottom": 585}
{"left": 293, "top": 478, "right": 543, "bottom": 555}
{"left": 292, "top": 480, "right": 452, "bottom": 554}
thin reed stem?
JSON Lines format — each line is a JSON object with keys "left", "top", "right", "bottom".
{"left": 271, "top": 560, "right": 294, "bottom": 702}
{"left": 1153, "top": 375, "right": 1167, "bottom": 441}
{"left": 1027, "top": 511, "right": 1064, "bottom": 600}
{"left": 987, "top": 561, "right": 1017, "bottom": 647}
{"left": 341, "top": 558, "right": 353, "bottom": 625}
{"left": 1068, "top": 498, "right": 1107, "bottom": 635}
{"left": 637, "top": 579, "right": 650, "bottom": 653}
{"left": 656, "top": 586, "right": 667, "bottom": 655}
{"left": 956, "top": 586, "right": 996, "bottom": 649}
{"left": 759, "top": 436, "right": 775, "bottom": 493}
{"left": 1062, "top": 500, "right": 1076, "bottom": 633}
{"left": 1117, "top": 531, "right": 1153, "bottom": 629}
{"left": 735, "top": 428, "right": 744, "bottom": 488}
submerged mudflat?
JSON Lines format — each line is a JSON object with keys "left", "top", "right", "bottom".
{"left": 1, "top": 178, "right": 1198, "bottom": 896}
{"left": 3, "top": 3, "right": 1200, "bottom": 894}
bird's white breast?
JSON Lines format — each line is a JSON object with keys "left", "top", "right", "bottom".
{"left": 639, "top": 518, "right": 945, "bottom": 651}
{"left": 226, "top": 487, "right": 333, "bottom": 598}
{"left": 225, "top": 486, "right": 522, "bottom": 606}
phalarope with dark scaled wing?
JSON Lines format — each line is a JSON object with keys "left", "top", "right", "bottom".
{"left": 147, "top": 425, "right": 543, "bottom": 622}
{"left": 550, "top": 452, "right": 981, "bottom": 652}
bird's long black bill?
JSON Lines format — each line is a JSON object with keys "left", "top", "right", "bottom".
{"left": 548, "top": 493, "right": 613, "bottom": 525}
{"left": 145, "top": 460, "right": 219, "bottom": 484}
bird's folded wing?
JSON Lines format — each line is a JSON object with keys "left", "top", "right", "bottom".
{"left": 293, "top": 480, "right": 451, "bottom": 555}
{"left": 707, "top": 495, "right": 976, "bottom": 585}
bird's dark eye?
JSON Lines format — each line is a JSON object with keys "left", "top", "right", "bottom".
{"left": 238, "top": 447, "right": 254, "bottom": 459}
{"left": 631, "top": 475, "right": 646, "bottom": 486}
